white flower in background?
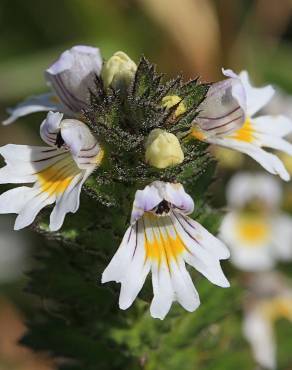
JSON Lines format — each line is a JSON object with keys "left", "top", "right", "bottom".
{"left": 220, "top": 172, "right": 292, "bottom": 271}
{"left": 3, "top": 45, "right": 103, "bottom": 125}
{"left": 102, "top": 181, "right": 230, "bottom": 320}
{"left": 243, "top": 272, "right": 292, "bottom": 370}
{"left": 0, "top": 111, "right": 103, "bottom": 231}
{"left": 191, "top": 69, "right": 292, "bottom": 181}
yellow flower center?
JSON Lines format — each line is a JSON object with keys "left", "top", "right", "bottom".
{"left": 235, "top": 214, "right": 270, "bottom": 246}
{"left": 228, "top": 117, "right": 254, "bottom": 142}
{"left": 143, "top": 213, "right": 185, "bottom": 266}
{"left": 37, "top": 154, "right": 80, "bottom": 196}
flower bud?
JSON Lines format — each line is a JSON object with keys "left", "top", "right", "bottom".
{"left": 101, "top": 51, "right": 137, "bottom": 89}
{"left": 162, "top": 95, "right": 186, "bottom": 117}
{"left": 145, "top": 129, "right": 184, "bottom": 169}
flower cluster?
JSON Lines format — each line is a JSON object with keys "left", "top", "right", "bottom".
{"left": 1, "top": 44, "right": 292, "bottom": 319}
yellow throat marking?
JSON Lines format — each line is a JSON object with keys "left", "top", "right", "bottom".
{"left": 228, "top": 118, "right": 254, "bottom": 143}
{"left": 143, "top": 214, "right": 185, "bottom": 266}
{"left": 37, "top": 155, "right": 80, "bottom": 196}
{"left": 190, "top": 128, "right": 206, "bottom": 141}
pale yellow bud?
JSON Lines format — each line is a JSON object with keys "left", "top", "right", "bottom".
{"left": 101, "top": 51, "right": 137, "bottom": 89}
{"left": 145, "top": 129, "right": 184, "bottom": 169}
{"left": 162, "top": 95, "right": 186, "bottom": 117}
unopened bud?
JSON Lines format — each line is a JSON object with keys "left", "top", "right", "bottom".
{"left": 145, "top": 129, "right": 184, "bottom": 169}
{"left": 101, "top": 51, "right": 137, "bottom": 89}
{"left": 162, "top": 95, "right": 186, "bottom": 117}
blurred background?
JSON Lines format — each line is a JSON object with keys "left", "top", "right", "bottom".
{"left": 1, "top": 0, "right": 292, "bottom": 369}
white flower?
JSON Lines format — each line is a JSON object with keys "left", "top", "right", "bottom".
{"left": 220, "top": 173, "right": 292, "bottom": 271}
{"left": 102, "top": 181, "right": 230, "bottom": 320}
{"left": 192, "top": 69, "right": 292, "bottom": 181}
{"left": 243, "top": 272, "right": 292, "bottom": 370}
{"left": 0, "top": 111, "right": 103, "bottom": 231}
{"left": 3, "top": 45, "right": 102, "bottom": 125}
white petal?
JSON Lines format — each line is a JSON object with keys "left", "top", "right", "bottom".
{"left": 250, "top": 116, "right": 292, "bottom": 155}
{"left": 131, "top": 183, "right": 162, "bottom": 224}
{"left": 253, "top": 115, "right": 292, "bottom": 137}
{"left": 238, "top": 70, "right": 275, "bottom": 116}
{"left": 0, "top": 144, "right": 69, "bottom": 184}
{"left": 169, "top": 258, "right": 200, "bottom": 312}
{"left": 118, "top": 221, "right": 151, "bottom": 310}
{"left": 222, "top": 68, "right": 248, "bottom": 112}
{"left": 0, "top": 187, "right": 36, "bottom": 214}
{"left": 258, "top": 133, "right": 292, "bottom": 155}
{"left": 196, "top": 77, "right": 246, "bottom": 136}
{"left": 150, "top": 262, "right": 174, "bottom": 319}
{"left": 172, "top": 212, "right": 230, "bottom": 287}
{"left": 14, "top": 190, "right": 55, "bottom": 230}
{"left": 226, "top": 172, "right": 282, "bottom": 208}
{"left": 2, "top": 93, "right": 63, "bottom": 125}
{"left": 208, "top": 136, "right": 290, "bottom": 181}
{"left": 243, "top": 309, "right": 276, "bottom": 370}
{"left": 131, "top": 181, "right": 195, "bottom": 223}
{"left": 163, "top": 183, "right": 194, "bottom": 215}
{"left": 46, "top": 45, "right": 102, "bottom": 112}
{"left": 102, "top": 225, "right": 138, "bottom": 283}
{"left": 49, "top": 171, "right": 86, "bottom": 231}
{"left": 0, "top": 144, "right": 62, "bottom": 163}
{"left": 150, "top": 257, "right": 200, "bottom": 319}
{"left": 182, "top": 215, "right": 230, "bottom": 260}
{"left": 60, "top": 119, "right": 101, "bottom": 171}
{"left": 0, "top": 165, "right": 36, "bottom": 184}
{"left": 222, "top": 68, "right": 238, "bottom": 79}
{"left": 40, "top": 111, "right": 63, "bottom": 146}
{"left": 103, "top": 220, "right": 151, "bottom": 310}
{"left": 272, "top": 214, "right": 292, "bottom": 261}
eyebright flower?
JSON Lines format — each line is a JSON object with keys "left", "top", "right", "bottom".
{"left": 3, "top": 45, "right": 102, "bottom": 125}
{"left": 220, "top": 172, "right": 292, "bottom": 271}
{"left": 102, "top": 181, "right": 230, "bottom": 320}
{"left": 243, "top": 272, "right": 292, "bottom": 370}
{"left": 145, "top": 129, "right": 184, "bottom": 169}
{"left": 0, "top": 111, "right": 103, "bottom": 231}
{"left": 191, "top": 69, "right": 292, "bottom": 181}
{"left": 101, "top": 51, "right": 137, "bottom": 90}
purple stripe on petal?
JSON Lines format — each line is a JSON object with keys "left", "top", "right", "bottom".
{"left": 199, "top": 106, "right": 240, "bottom": 121}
